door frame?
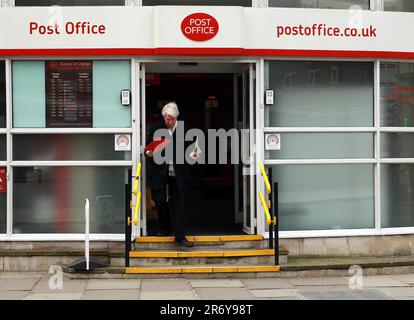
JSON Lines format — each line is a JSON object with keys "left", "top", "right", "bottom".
{"left": 134, "top": 58, "right": 263, "bottom": 237}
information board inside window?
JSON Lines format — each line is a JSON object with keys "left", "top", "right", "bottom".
{"left": 45, "top": 61, "right": 93, "bottom": 128}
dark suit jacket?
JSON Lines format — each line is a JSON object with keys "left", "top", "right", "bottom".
{"left": 145, "top": 119, "right": 194, "bottom": 192}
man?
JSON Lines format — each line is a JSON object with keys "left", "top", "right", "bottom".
{"left": 145, "top": 102, "right": 197, "bottom": 248}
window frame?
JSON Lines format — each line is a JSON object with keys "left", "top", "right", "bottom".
{"left": 0, "top": 57, "right": 138, "bottom": 240}
{"left": 262, "top": 58, "right": 414, "bottom": 238}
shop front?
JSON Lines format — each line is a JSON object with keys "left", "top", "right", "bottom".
{"left": 0, "top": 4, "right": 414, "bottom": 259}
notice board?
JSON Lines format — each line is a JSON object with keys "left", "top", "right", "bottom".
{"left": 45, "top": 61, "right": 92, "bottom": 128}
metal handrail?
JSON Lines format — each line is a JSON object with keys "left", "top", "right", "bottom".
{"left": 258, "top": 162, "right": 276, "bottom": 225}
{"left": 258, "top": 163, "right": 279, "bottom": 266}
{"left": 125, "top": 169, "right": 132, "bottom": 268}
{"left": 133, "top": 192, "right": 141, "bottom": 226}
{"left": 133, "top": 163, "right": 142, "bottom": 226}
{"left": 259, "top": 191, "right": 274, "bottom": 225}
{"left": 133, "top": 162, "right": 142, "bottom": 196}
{"left": 259, "top": 162, "right": 271, "bottom": 194}
{"left": 125, "top": 163, "right": 142, "bottom": 268}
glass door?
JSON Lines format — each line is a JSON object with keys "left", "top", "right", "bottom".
{"left": 242, "top": 63, "right": 255, "bottom": 234}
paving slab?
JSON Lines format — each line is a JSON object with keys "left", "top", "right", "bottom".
{"left": 0, "top": 278, "right": 40, "bottom": 291}
{"left": 299, "top": 289, "right": 391, "bottom": 300}
{"left": 86, "top": 279, "right": 141, "bottom": 290}
{"left": 141, "top": 290, "right": 198, "bottom": 300}
{"left": 32, "top": 279, "right": 87, "bottom": 293}
{"left": 195, "top": 287, "right": 255, "bottom": 300}
{"left": 285, "top": 277, "right": 349, "bottom": 287}
{"left": 141, "top": 279, "right": 191, "bottom": 292}
{"left": 0, "top": 272, "right": 45, "bottom": 279}
{"left": 23, "top": 293, "right": 82, "bottom": 300}
{"left": 389, "top": 274, "right": 414, "bottom": 285}
{"left": 242, "top": 278, "right": 294, "bottom": 290}
{"left": 259, "top": 297, "right": 303, "bottom": 300}
{"left": 81, "top": 290, "right": 140, "bottom": 300}
{"left": 362, "top": 275, "right": 410, "bottom": 288}
{"left": 0, "top": 291, "right": 30, "bottom": 300}
{"left": 190, "top": 279, "right": 244, "bottom": 288}
{"left": 374, "top": 287, "right": 414, "bottom": 300}
{"left": 249, "top": 289, "right": 304, "bottom": 299}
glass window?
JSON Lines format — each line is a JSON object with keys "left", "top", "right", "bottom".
{"left": 13, "top": 61, "right": 45, "bottom": 128}
{"left": 381, "top": 133, "right": 414, "bottom": 158}
{"left": 268, "top": 164, "right": 374, "bottom": 231}
{"left": 384, "top": 0, "right": 414, "bottom": 12}
{"left": 380, "top": 62, "right": 414, "bottom": 127}
{"left": 0, "top": 61, "right": 5, "bottom": 128}
{"left": 13, "top": 166, "right": 127, "bottom": 233}
{"left": 265, "top": 61, "right": 374, "bottom": 127}
{"left": 13, "top": 134, "right": 131, "bottom": 161}
{"left": 15, "top": 0, "right": 124, "bottom": 6}
{"left": 0, "top": 168, "right": 5, "bottom": 233}
{"left": 143, "top": 0, "right": 251, "bottom": 5}
{"left": 93, "top": 61, "right": 131, "bottom": 128}
{"left": 269, "top": 0, "right": 369, "bottom": 9}
{"left": 381, "top": 164, "right": 414, "bottom": 228}
{"left": 265, "top": 133, "right": 373, "bottom": 159}
{"left": 12, "top": 60, "right": 131, "bottom": 128}
{"left": 0, "top": 135, "right": 6, "bottom": 161}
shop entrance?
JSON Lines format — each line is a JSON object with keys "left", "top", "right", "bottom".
{"left": 140, "top": 62, "right": 255, "bottom": 236}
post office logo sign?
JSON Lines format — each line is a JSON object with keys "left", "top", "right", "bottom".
{"left": 181, "top": 13, "right": 219, "bottom": 42}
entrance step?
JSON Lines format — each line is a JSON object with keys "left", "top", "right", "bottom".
{"left": 127, "top": 248, "right": 277, "bottom": 266}
{"left": 134, "top": 235, "right": 268, "bottom": 250}
{"left": 125, "top": 265, "right": 280, "bottom": 275}
{"left": 126, "top": 235, "right": 287, "bottom": 276}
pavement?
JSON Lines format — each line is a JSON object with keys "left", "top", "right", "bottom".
{"left": 1, "top": 271, "right": 414, "bottom": 300}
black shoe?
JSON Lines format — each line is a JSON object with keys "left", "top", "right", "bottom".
{"left": 175, "top": 238, "right": 194, "bottom": 248}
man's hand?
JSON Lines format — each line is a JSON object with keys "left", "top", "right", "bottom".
{"left": 146, "top": 150, "right": 154, "bottom": 158}
{"left": 190, "top": 151, "right": 200, "bottom": 160}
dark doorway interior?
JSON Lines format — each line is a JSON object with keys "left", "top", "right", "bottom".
{"left": 145, "top": 72, "right": 243, "bottom": 235}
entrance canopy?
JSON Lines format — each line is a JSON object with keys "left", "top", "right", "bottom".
{"left": 0, "top": 6, "right": 414, "bottom": 59}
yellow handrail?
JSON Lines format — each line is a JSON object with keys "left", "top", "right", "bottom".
{"left": 132, "top": 162, "right": 142, "bottom": 226}
{"left": 133, "top": 192, "right": 141, "bottom": 226}
{"left": 259, "top": 163, "right": 271, "bottom": 194}
{"left": 259, "top": 191, "right": 272, "bottom": 225}
{"left": 133, "top": 163, "right": 142, "bottom": 196}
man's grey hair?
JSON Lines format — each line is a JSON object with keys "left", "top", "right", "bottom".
{"left": 162, "top": 102, "right": 180, "bottom": 118}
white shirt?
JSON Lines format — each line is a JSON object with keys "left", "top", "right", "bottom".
{"left": 168, "top": 122, "right": 177, "bottom": 176}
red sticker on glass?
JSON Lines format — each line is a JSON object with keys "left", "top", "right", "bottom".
{"left": 0, "top": 168, "right": 6, "bottom": 193}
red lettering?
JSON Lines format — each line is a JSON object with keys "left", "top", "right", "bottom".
{"left": 181, "top": 13, "right": 219, "bottom": 41}
{"left": 29, "top": 22, "right": 38, "bottom": 34}
{"left": 65, "top": 21, "right": 106, "bottom": 35}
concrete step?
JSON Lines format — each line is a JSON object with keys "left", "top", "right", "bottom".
{"left": 121, "top": 248, "right": 282, "bottom": 266}
{"left": 125, "top": 264, "right": 280, "bottom": 275}
{"left": 134, "top": 235, "right": 268, "bottom": 250}
{"left": 129, "top": 248, "right": 275, "bottom": 258}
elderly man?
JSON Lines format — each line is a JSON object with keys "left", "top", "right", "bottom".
{"left": 145, "top": 102, "right": 196, "bottom": 247}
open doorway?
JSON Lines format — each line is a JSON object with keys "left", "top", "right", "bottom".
{"left": 144, "top": 63, "right": 249, "bottom": 235}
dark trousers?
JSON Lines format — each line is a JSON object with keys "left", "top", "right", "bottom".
{"left": 151, "top": 176, "right": 186, "bottom": 241}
